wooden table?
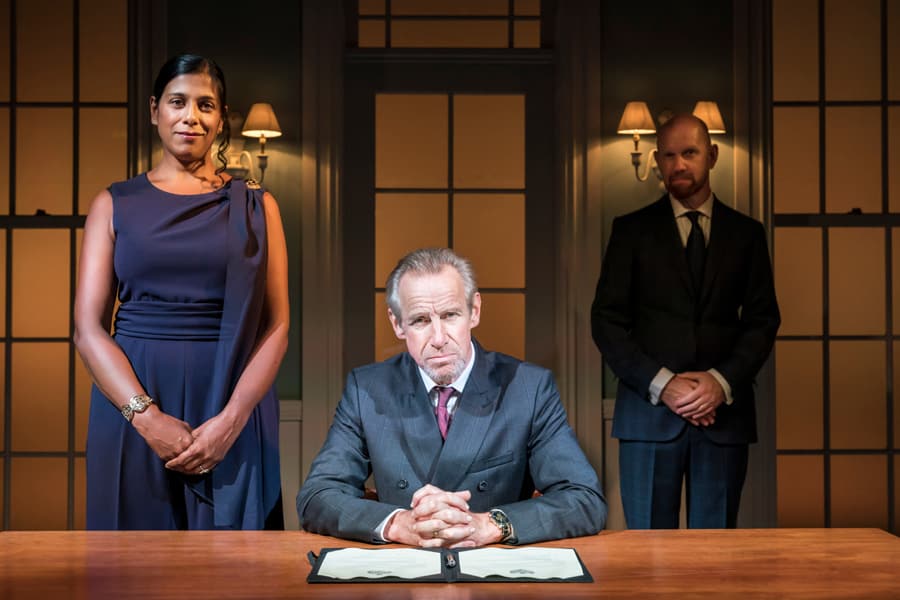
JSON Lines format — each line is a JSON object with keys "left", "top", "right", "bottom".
{"left": 1, "top": 528, "right": 898, "bottom": 599}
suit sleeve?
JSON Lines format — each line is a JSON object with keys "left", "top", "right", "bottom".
{"left": 591, "top": 216, "right": 666, "bottom": 397}
{"left": 714, "top": 221, "right": 781, "bottom": 390}
{"left": 495, "top": 369, "right": 607, "bottom": 544}
{"left": 295, "top": 371, "right": 401, "bottom": 543}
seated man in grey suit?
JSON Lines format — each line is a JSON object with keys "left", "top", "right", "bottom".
{"left": 297, "top": 247, "right": 606, "bottom": 547}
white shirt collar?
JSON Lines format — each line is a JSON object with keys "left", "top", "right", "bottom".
{"left": 670, "top": 192, "right": 714, "bottom": 219}
{"left": 418, "top": 341, "right": 477, "bottom": 394}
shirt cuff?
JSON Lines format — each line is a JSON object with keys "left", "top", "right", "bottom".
{"left": 649, "top": 368, "right": 675, "bottom": 406}
{"left": 708, "top": 369, "right": 733, "bottom": 405}
{"left": 375, "top": 508, "right": 404, "bottom": 542}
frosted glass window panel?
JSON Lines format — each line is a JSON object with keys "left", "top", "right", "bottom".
{"left": 829, "top": 341, "right": 886, "bottom": 449}
{"left": 375, "top": 94, "right": 448, "bottom": 188}
{"left": 79, "top": 108, "right": 127, "bottom": 214}
{"left": 894, "top": 341, "right": 900, "bottom": 450}
{"left": 514, "top": 21, "right": 540, "bottom": 48}
{"left": 476, "top": 293, "right": 524, "bottom": 360}
{"left": 830, "top": 455, "right": 887, "bottom": 528}
{"left": 895, "top": 462, "right": 900, "bottom": 535}
{"left": 774, "top": 228, "right": 822, "bottom": 335}
{"left": 824, "top": 107, "right": 881, "bottom": 214}
{"left": 776, "top": 455, "right": 824, "bottom": 527}
{"left": 374, "top": 193, "right": 448, "bottom": 286}
{"left": 772, "top": 0, "right": 819, "bottom": 102}
{"left": 0, "top": 230, "right": 5, "bottom": 337}
{"left": 12, "top": 229, "right": 70, "bottom": 337}
{"left": 75, "top": 228, "right": 83, "bottom": 292}
{"left": 359, "top": 19, "right": 386, "bottom": 47}
{"left": 890, "top": 108, "right": 900, "bottom": 213}
{"left": 892, "top": 229, "right": 900, "bottom": 334}
{"left": 74, "top": 457, "right": 86, "bottom": 530}
{"left": 11, "top": 342, "right": 69, "bottom": 452}
{"left": 0, "top": 0, "right": 8, "bottom": 101}
{"left": 453, "top": 194, "right": 525, "bottom": 288}
{"left": 454, "top": 95, "right": 524, "bottom": 189}
{"left": 16, "top": 108, "right": 73, "bottom": 215}
{"left": 392, "top": 20, "right": 508, "bottom": 48}
{"left": 392, "top": 0, "right": 508, "bottom": 16}
{"left": 358, "top": 0, "right": 385, "bottom": 15}
{"left": 10, "top": 457, "right": 68, "bottom": 530}
{"left": 775, "top": 341, "right": 823, "bottom": 449}
{"left": 374, "top": 292, "right": 406, "bottom": 362}
{"left": 0, "top": 344, "right": 4, "bottom": 452}
{"left": 828, "top": 228, "right": 885, "bottom": 335}
{"left": 890, "top": 0, "right": 900, "bottom": 99}
{"left": 514, "top": 0, "right": 540, "bottom": 16}
{"left": 824, "top": 0, "right": 881, "bottom": 101}
{"left": 773, "top": 107, "right": 819, "bottom": 214}
{"left": 79, "top": 0, "right": 126, "bottom": 102}
{"left": 16, "top": 0, "right": 72, "bottom": 102}
{"left": 0, "top": 107, "right": 9, "bottom": 214}
{"left": 75, "top": 352, "right": 91, "bottom": 452}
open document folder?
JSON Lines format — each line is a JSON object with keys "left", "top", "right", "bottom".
{"left": 306, "top": 547, "right": 593, "bottom": 583}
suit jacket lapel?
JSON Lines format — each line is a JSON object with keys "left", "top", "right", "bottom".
{"left": 397, "top": 355, "right": 444, "bottom": 485}
{"left": 430, "top": 344, "right": 500, "bottom": 490}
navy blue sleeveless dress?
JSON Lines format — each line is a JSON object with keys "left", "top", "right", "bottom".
{"left": 86, "top": 173, "right": 282, "bottom": 530}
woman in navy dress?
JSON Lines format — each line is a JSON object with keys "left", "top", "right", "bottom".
{"left": 74, "top": 55, "right": 289, "bottom": 529}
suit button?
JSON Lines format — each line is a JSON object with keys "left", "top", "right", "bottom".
{"left": 398, "top": 479, "right": 408, "bottom": 489}
{"left": 477, "top": 480, "right": 488, "bottom": 492}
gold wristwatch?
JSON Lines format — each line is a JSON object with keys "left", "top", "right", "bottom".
{"left": 488, "top": 509, "right": 513, "bottom": 542}
{"left": 121, "top": 394, "right": 154, "bottom": 422}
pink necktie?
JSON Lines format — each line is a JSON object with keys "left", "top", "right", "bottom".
{"left": 435, "top": 386, "right": 454, "bottom": 439}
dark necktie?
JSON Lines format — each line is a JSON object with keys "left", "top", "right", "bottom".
{"left": 435, "top": 386, "right": 454, "bottom": 439}
{"left": 685, "top": 211, "right": 706, "bottom": 292}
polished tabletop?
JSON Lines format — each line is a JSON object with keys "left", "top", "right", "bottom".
{"left": 1, "top": 528, "right": 898, "bottom": 599}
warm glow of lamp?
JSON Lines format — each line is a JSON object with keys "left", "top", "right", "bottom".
{"left": 618, "top": 101, "right": 658, "bottom": 181}
{"left": 617, "top": 101, "right": 656, "bottom": 137}
{"left": 241, "top": 103, "right": 282, "bottom": 183}
{"left": 692, "top": 100, "right": 726, "bottom": 134}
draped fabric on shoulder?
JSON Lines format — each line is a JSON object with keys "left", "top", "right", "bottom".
{"left": 188, "top": 178, "right": 281, "bottom": 529}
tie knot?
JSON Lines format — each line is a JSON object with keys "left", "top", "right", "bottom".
{"left": 685, "top": 211, "right": 702, "bottom": 226}
{"left": 435, "top": 386, "right": 455, "bottom": 407}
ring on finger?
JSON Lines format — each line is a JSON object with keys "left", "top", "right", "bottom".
{"left": 198, "top": 466, "right": 210, "bottom": 474}
{"left": 432, "top": 528, "right": 440, "bottom": 539}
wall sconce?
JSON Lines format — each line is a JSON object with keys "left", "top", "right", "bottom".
{"left": 617, "top": 101, "right": 658, "bottom": 182}
{"left": 224, "top": 111, "right": 253, "bottom": 179}
{"left": 692, "top": 100, "right": 726, "bottom": 134}
{"left": 618, "top": 100, "right": 727, "bottom": 182}
{"left": 241, "top": 102, "right": 282, "bottom": 183}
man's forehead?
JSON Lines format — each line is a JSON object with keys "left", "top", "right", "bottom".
{"left": 658, "top": 120, "right": 708, "bottom": 149}
{"left": 398, "top": 269, "right": 466, "bottom": 310}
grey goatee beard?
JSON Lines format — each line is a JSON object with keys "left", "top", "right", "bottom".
{"left": 424, "top": 358, "right": 466, "bottom": 387}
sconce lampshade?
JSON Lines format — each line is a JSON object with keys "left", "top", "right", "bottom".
{"left": 617, "top": 101, "right": 656, "bottom": 134}
{"left": 692, "top": 101, "right": 726, "bottom": 134}
{"left": 242, "top": 103, "right": 282, "bottom": 139}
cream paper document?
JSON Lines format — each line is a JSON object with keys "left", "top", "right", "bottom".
{"left": 315, "top": 546, "right": 583, "bottom": 580}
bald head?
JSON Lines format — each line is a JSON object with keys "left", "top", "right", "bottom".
{"left": 656, "top": 114, "right": 711, "bottom": 151}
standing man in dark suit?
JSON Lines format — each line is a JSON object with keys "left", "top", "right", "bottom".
{"left": 299, "top": 247, "right": 606, "bottom": 547}
{"left": 591, "top": 114, "right": 780, "bottom": 529}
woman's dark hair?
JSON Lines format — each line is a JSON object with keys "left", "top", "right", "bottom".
{"left": 152, "top": 54, "right": 230, "bottom": 173}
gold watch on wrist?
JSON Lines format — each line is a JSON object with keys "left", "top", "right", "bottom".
{"left": 488, "top": 509, "right": 513, "bottom": 542}
{"left": 121, "top": 394, "right": 154, "bottom": 422}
